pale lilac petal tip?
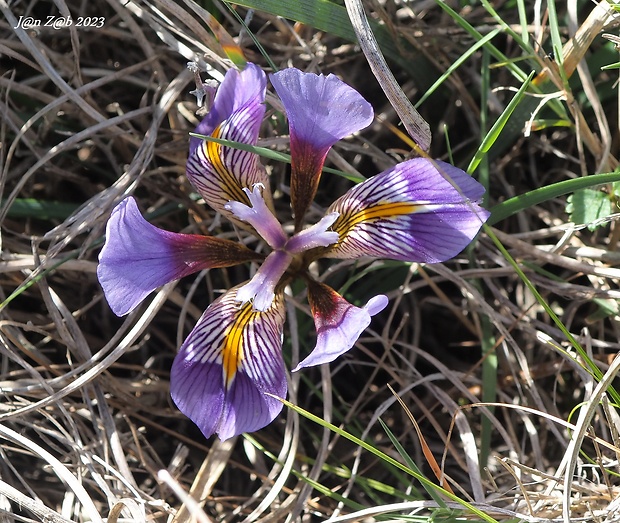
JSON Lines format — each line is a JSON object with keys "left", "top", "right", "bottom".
{"left": 294, "top": 283, "right": 386, "bottom": 371}
{"left": 236, "top": 250, "right": 292, "bottom": 312}
{"left": 364, "top": 294, "right": 389, "bottom": 316}
{"left": 170, "top": 290, "right": 287, "bottom": 440}
{"left": 285, "top": 212, "right": 340, "bottom": 253}
{"left": 270, "top": 68, "right": 373, "bottom": 153}
{"left": 224, "top": 184, "right": 287, "bottom": 249}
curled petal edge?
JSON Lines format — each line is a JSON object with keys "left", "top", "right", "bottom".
{"left": 293, "top": 281, "right": 388, "bottom": 371}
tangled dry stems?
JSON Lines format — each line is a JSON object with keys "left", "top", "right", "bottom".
{"left": 0, "top": 0, "right": 619, "bottom": 521}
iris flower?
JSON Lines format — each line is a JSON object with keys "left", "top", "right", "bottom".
{"left": 97, "top": 63, "right": 489, "bottom": 440}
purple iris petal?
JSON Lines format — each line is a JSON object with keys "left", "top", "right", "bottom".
{"left": 97, "top": 197, "right": 260, "bottom": 316}
{"left": 224, "top": 184, "right": 287, "bottom": 249}
{"left": 170, "top": 288, "right": 287, "bottom": 440}
{"left": 270, "top": 68, "right": 374, "bottom": 155}
{"left": 186, "top": 64, "right": 272, "bottom": 220}
{"left": 270, "top": 68, "right": 374, "bottom": 228}
{"left": 236, "top": 250, "right": 292, "bottom": 312}
{"left": 325, "top": 158, "right": 490, "bottom": 263}
{"left": 189, "top": 63, "right": 266, "bottom": 155}
{"left": 293, "top": 281, "right": 388, "bottom": 371}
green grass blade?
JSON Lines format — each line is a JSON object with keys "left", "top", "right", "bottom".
{"left": 477, "top": 47, "right": 495, "bottom": 472}
{"left": 223, "top": 0, "right": 443, "bottom": 93}
{"left": 1, "top": 199, "right": 80, "bottom": 220}
{"left": 191, "top": 133, "right": 364, "bottom": 182}
{"left": 274, "top": 396, "right": 501, "bottom": 523}
{"left": 479, "top": 0, "right": 536, "bottom": 56}
{"left": 222, "top": 3, "right": 278, "bottom": 71}
{"left": 516, "top": 0, "right": 529, "bottom": 43}
{"left": 479, "top": 318, "right": 497, "bottom": 471}
{"left": 467, "top": 70, "right": 535, "bottom": 174}
{"left": 243, "top": 434, "right": 368, "bottom": 511}
{"left": 484, "top": 225, "right": 620, "bottom": 405}
{"left": 433, "top": 0, "right": 566, "bottom": 160}
{"left": 415, "top": 29, "right": 501, "bottom": 109}
{"left": 378, "top": 419, "right": 448, "bottom": 508}
{"left": 225, "top": 0, "right": 356, "bottom": 42}
{"left": 489, "top": 171, "right": 620, "bottom": 225}
{"left": 433, "top": 0, "right": 531, "bottom": 83}
{"left": 546, "top": 0, "right": 566, "bottom": 70}
{"left": 0, "top": 252, "right": 80, "bottom": 312}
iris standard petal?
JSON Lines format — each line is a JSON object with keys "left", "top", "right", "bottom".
{"left": 170, "top": 288, "right": 287, "bottom": 440}
{"left": 293, "top": 281, "right": 388, "bottom": 371}
{"left": 97, "top": 197, "right": 261, "bottom": 316}
{"left": 270, "top": 68, "right": 374, "bottom": 228}
{"left": 186, "top": 63, "right": 273, "bottom": 219}
{"left": 324, "top": 158, "right": 490, "bottom": 263}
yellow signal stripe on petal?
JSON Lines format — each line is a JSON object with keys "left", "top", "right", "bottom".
{"left": 334, "top": 202, "right": 419, "bottom": 239}
{"left": 206, "top": 125, "right": 248, "bottom": 205}
{"left": 221, "top": 301, "right": 255, "bottom": 388}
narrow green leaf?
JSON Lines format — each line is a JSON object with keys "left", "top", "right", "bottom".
{"left": 415, "top": 29, "right": 501, "bottom": 109}
{"left": 223, "top": 0, "right": 431, "bottom": 83}
{"left": 484, "top": 225, "right": 620, "bottom": 406}
{"left": 488, "top": 171, "right": 620, "bottom": 225}
{"left": 587, "top": 299, "right": 619, "bottom": 323}
{"left": 243, "top": 434, "right": 367, "bottom": 511}
{"left": 479, "top": 0, "right": 536, "bottom": 56}
{"left": 273, "top": 396, "right": 501, "bottom": 523}
{"left": 433, "top": 0, "right": 531, "bottom": 83}
{"left": 0, "top": 253, "right": 79, "bottom": 312}
{"left": 529, "top": 119, "right": 574, "bottom": 131}
{"left": 433, "top": 0, "right": 567, "bottom": 160}
{"left": 191, "top": 133, "right": 364, "bottom": 182}
{"left": 546, "top": 0, "right": 566, "bottom": 70}
{"left": 467, "top": 71, "right": 535, "bottom": 174}
{"left": 2, "top": 198, "right": 80, "bottom": 220}
{"left": 379, "top": 419, "right": 448, "bottom": 508}
{"left": 478, "top": 47, "right": 495, "bottom": 471}
{"left": 516, "top": 0, "right": 529, "bottom": 43}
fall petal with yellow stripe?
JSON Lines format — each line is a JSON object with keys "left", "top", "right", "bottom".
{"left": 186, "top": 63, "right": 273, "bottom": 229}
{"left": 170, "top": 287, "right": 286, "bottom": 441}
{"left": 324, "top": 158, "right": 490, "bottom": 263}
